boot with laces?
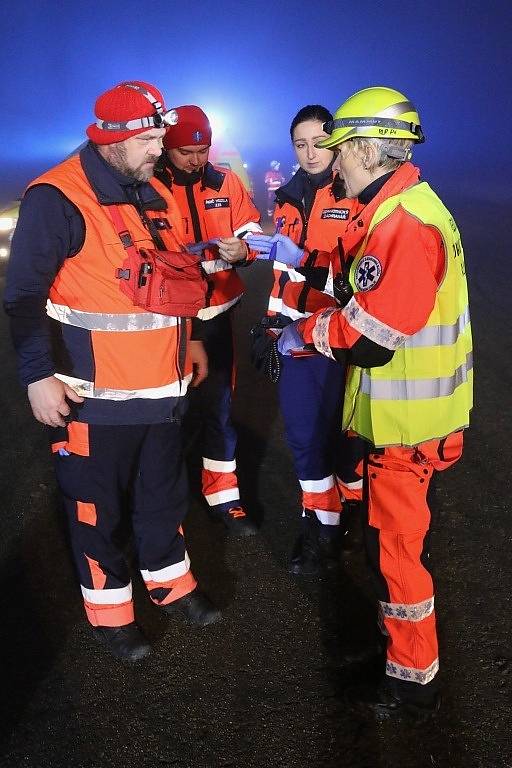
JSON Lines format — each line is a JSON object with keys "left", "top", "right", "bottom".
{"left": 218, "top": 506, "right": 258, "bottom": 537}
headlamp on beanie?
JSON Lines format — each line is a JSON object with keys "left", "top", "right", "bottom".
{"left": 95, "top": 83, "right": 178, "bottom": 132}
{"left": 87, "top": 80, "right": 178, "bottom": 145}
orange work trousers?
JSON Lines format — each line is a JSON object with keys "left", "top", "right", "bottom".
{"left": 364, "top": 431, "right": 463, "bottom": 694}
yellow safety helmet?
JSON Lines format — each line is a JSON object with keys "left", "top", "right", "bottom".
{"left": 317, "top": 86, "right": 425, "bottom": 149}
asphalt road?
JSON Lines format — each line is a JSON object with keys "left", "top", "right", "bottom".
{"left": 0, "top": 193, "right": 511, "bottom": 768}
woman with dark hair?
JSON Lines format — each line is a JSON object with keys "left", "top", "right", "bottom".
{"left": 263, "top": 105, "right": 363, "bottom": 575}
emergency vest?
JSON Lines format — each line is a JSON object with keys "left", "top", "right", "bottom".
{"left": 158, "top": 163, "right": 262, "bottom": 320}
{"left": 343, "top": 182, "right": 473, "bottom": 447}
{"left": 29, "top": 155, "right": 194, "bottom": 406}
{"left": 269, "top": 181, "right": 356, "bottom": 319}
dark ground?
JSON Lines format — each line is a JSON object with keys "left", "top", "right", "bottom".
{"left": 0, "top": 194, "right": 511, "bottom": 768}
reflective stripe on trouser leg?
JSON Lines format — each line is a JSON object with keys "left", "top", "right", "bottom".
{"left": 299, "top": 476, "right": 342, "bottom": 525}
{"left": 278, "top": 354, "right": 346, "bottom": 523}
{"left": 365, "top": 444, "right": 439, "bottom": 689}
{"left": 51, "top": 422, "right": 142, "bottom": 627}
{"left": 131, "top": 423, "right": 198, "bottom": 606}
{"left": 202, "top": 457, "right": 240, "bottom": 510}
{"left": 51, "top": 421, "right": 196, "bottom": 624}
{"left": 197, "top": 312, "right": 240, "bottom": 514}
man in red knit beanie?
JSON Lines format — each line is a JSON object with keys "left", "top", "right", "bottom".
{"left": 156, "top": 105, "right": 262, "bottom": 535}
{"left": 5, "top": 82, "right": 221, "bottom": 663}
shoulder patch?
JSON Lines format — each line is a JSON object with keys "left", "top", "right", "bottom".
{"left": 321, "top": 207, "right": 350, "bottom": 220}
{"left": 204, "top": 197, "right": 230, "bottom": 210}
{"left": 355, "top": 255, "right": 382, "bottom": 291}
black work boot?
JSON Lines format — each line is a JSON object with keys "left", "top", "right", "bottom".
{"left": 92, "top": 623, "right": 152, "bottom": 662}
{"left": 344, "top": 678, "right": 441, "bottom": 722}
{"left": 160, "top": 588, "right": 221, "bottom": 626}
{"left": 218, "top": 506, "right": 258, "bottom": 537}
{"left": 289, "top": 510, "right": 341, "bottom": 577}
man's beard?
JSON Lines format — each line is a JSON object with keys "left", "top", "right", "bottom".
{"left": 107, "top": 143, "right": 157, "bottom": 182}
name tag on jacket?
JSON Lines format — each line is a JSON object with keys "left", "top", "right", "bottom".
{"left": 321, "top": 208, "right": 350, "bottom": 220}
{"left": 204, "top": 197, "right": 230, "bottom": 209}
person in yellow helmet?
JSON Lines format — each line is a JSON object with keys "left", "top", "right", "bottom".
{"left": 260, "top": 86, "right": 472, "bottom": 720}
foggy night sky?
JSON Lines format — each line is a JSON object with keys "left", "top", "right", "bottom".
{"left": 1, "top": 0, "right": 511, "bottom": 205}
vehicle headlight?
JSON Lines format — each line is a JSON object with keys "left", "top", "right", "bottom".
{"left": 0, "top": 216, "right": 16, "bottom": 232}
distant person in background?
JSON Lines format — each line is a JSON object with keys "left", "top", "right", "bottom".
{"left": 155, "top": 106, "right": 262, "bottom": 536}
{"left": 264, "top": 160, "right": 285, "bottom": 217}
{"left": 247, "top": 105, "right": 363, "bottom": 576}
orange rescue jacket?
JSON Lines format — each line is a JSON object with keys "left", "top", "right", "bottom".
{"left": 269, "top": 172, "right": 358, "bottom": 320}
{"left": 30, "top": 155, "right": 195, "bottom": 419}
{"left": 156, "top": 161, "right": 262, "bottom": 320}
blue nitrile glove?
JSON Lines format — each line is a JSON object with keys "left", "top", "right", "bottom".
{"left": 185, "top": 239, "right": 220, "bottom": 254}
{"left": 276, "top": 321, "right": 305, "bottom": 356}
{"left": 245, "top": 234, "right": 304, "bottom": 267}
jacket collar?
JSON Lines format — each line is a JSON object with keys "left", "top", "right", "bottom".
{"left": 275, "top": 163, "right": 344, "bottom": 207}
{"left": 344, "top": 162, "right": 421, "bottom": 250}
{"left": 154, "top": 157, "right": 226, "bottom": 192}
{"left": 79, "top": 141, "right": 167, "bottom": 210}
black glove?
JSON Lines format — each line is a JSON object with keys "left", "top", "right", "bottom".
{"left": 249, "top": 316, "right": 289, "bottom": 383}
{"left": 333, "top": 271, "right": 353, "bottom": 307}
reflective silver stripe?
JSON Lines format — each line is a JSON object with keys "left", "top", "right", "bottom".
{"left": 47, "top": 301, "right": 179, "bottom": 331}
{"left": 204, "top": 488, "right": 240, "bottom": 506}
{"left": 197, "top": 295, "right": 240, "bottom": 320}
{"left": 379, "top": 100, "right": 416, "bottom": 119}
{"left": 310, "top": 510, "right": 340, "bottom": 526}
{"left": 273, "top": 261, "right": 306, "bottom": 282}
{"left": 203, "top": 457, "right": 237, "bottom": 473}
{"left": 380, "top": 596, "right": 434, "bottom": 622}
{"left": 404, "top": 306, "right": 470, "bottom": 348}
{"left": 234, "top": 221, "right": 263, "bottom": 238}
{"left": 311, "top": 308, "right": 337, "bottom": 360}
{"left": 81, "top": 583, "right": 132, "bottom": 605}
{"left": 299, "top": 476, "right": 335, "bottom": 493}
{"left": 201, "top": 258, "right": 233, "bottom": 275}
{"left": 360, "top": 351, "right": 473, "bottom": 400}
{"left": 337, "top": 477, "right": 363, "bottom": 490}
{"left": 386, "top": 658, "right": 439, "bottom": 685}
{"left": 341, "top": 296, "right": 406, "bottom": 350}
{"left": 268, "top": 296, "right": 283, "bottom": 313}
{"left": 140, "top": 553, "right": 190, "bottom": 583}
{"left": 55, "top": 372, "right": 191, "bottom": 400}
{"left": 281, "top": 302, "right": 311, "bottom": 321}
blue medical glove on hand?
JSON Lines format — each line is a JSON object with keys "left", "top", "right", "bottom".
{"left": 276, "top": 321, "right": 305, "bottom": 356}
{"left": 245, "top": 234, "right": 304, "bottom": 267}
{"left": 185, "top": 239, "right": 219, "bottom": 254}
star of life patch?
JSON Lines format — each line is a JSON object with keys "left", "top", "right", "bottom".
{"left": 355, "top": 255, "right": 382, "bottom": 292}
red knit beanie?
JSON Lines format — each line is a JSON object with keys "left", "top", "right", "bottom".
{"left": 86, "top": 80, "right": 167, "bottom": 145}
{"left": 163, "top": 105, "right": 212, "bottom": 149}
